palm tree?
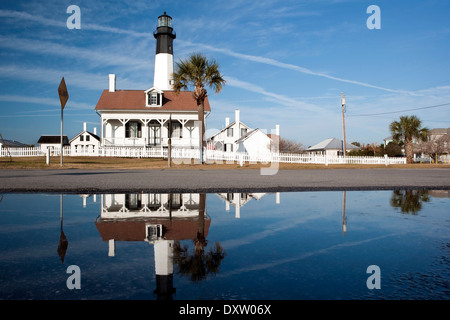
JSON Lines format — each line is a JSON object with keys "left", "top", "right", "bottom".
{"left": 172, "top": 53, "right": 225, "bottom": 163}
{"left": 389, "top": 115, "right": 428, "bottom": 164}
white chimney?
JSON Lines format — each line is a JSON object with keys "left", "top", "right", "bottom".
{"left": 109, "top": 74, "right": 116, "bottom": 92}
{"left": 83, "top": 122, "right": 87, "bottom": 132}
{"left": 225, "top": 117, "right": 230, "bottom": 127}
{"left": 93, "top": 127, "right": 97, "bottom": 135}
{"left": 275, "top": 124, "right": 280, "bottom": 136}
{"left": 235, "top": 109, "right": 240, "bottom": 138}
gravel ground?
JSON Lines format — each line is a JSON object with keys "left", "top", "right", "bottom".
{"left": 0, "top": 168, "right": 449, "bottom": 193}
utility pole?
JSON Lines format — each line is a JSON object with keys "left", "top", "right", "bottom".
{"left": 168, "top": 114, "right": 172, "bottom": 168}
{"left": 341, "top": 92, "right": 347, "bottom": 157}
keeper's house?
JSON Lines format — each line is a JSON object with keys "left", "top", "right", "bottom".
{"left": 95, "top": 12, "right": 209, "bottom": 150}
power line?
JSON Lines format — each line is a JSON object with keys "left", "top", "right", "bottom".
{"left": 347, "top": 102, "right": 450, "bottom": 117}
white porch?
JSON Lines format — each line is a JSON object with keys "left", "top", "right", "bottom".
{"left": 100, "top": 113, "right": 202, "bottom": 148}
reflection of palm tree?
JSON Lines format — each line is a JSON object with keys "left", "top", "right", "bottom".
{"left": 173, "top": 194, "right": 226, "bottom": 281}
{"left": 390, "top": 190, "right": 430, "bottom": 214}
{"left": 173, "top": 241, "right": 225, "bottom": 282}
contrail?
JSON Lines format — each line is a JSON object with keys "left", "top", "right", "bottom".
{"left": 179, "top": 40, "right": 414, "bottom": 95}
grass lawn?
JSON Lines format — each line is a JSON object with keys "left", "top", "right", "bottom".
{"left": 1, "top": 156, "right": 449, "bottom": 170}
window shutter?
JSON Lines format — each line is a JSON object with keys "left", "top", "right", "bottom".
{"left": 125, "top": 122, "right": 130, "bottom": 138}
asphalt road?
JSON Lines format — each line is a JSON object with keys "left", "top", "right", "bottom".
{"left": 0, "top": 168, "right": 449, "bottom": 193}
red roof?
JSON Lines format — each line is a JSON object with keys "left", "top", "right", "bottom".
{"left": 95, "top": 90, "right": 211, "bottom": 112}
{"left": 95, "top": 218, "right": 211, "bottom": 241}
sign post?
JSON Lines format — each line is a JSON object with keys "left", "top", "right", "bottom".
{"left": 58, "top": 77, "right": 69, "bottom": 167}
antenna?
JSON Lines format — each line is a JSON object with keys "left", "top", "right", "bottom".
{"left": 341, "top": 92, "right": 347, "bottom": 157}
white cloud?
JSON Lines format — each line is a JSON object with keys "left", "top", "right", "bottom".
{"left": 0, "top": 35, "right": 151, "bottom": 69}
{"left": 0, "top": 65, "right": 146, "bottom": 91}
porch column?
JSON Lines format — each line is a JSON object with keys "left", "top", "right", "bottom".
{"left": 178, "top": 119, "right": 188, "bottom": 146}
{"left": 157, "top": 118, "right": 168, "bottom": 153}
{"left": 118, "top": 118, "right": 130, "bottom": 147}
{"left": 141, "top": 119, "right": 150, "bottom": 148}
{"left": 101, "top": 118, "right": 108, "bottom": 146}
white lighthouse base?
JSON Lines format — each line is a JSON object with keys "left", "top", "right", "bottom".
{"left": 154, "top": 53, "right": 174, "bottom": 91}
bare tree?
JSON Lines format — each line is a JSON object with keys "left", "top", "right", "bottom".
{"left": 417, "top": 135, "right": 450, "bottom": 163}
{"left": 278, "top": 138, "right": 304, "bottom": 153}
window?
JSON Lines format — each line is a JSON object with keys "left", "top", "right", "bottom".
{"left": 224, "top": 143, "right": 233, "bottom": 152}
{"left": 80, "top": 135, "right": 84, "bottom": 141}
{"left": 85, "top": 135, "right": 90, "bottom": 142}
{"left": 170, "top": 121, "right": 182, "bottom": 138}
{"left": 147, "top": 224, "right": 162, "bottom": 241}
{"left": 126, "top": 122, "right": 142, "bottom": 138}
{"left": 148, "top": 92, "right": 161, "bottom": 106}
{"left": 227, "top": 128, "right": 233, "bottom": 137}
{"left": 241, "top": 128, "right": 247, "bottom": 137}
{"left": 125, "top": 194, "right": 142, "bottom": 210}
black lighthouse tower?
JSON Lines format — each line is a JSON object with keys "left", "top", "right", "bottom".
{"left": 153, "top": 12, "right": 176, "bottom": 90}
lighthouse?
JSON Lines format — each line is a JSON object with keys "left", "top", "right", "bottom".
{"left": 153, "top": 12, "right": 176, "bottom": 90}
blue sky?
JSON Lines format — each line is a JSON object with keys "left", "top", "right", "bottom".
{"left": 0, "top": 0, "right": 449, "bottom": 148}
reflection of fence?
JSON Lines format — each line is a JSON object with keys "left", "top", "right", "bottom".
{"left": 1, "top": 146, "right": 407, "bottom": 165}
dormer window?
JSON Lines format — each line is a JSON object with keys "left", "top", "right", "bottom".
{"left": 145, "top": 87, "right": 163, "bottom": 107}
{"left": 149, "top": 92, "right": 161, "bottom": 105}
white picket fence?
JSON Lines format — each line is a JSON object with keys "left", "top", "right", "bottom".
{"left": 0, "top": 146, "right": 407, "bottom": 165}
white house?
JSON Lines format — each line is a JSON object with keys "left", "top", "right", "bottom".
{"left": 37, "top": 135, "right": 69, "bottom": 153}
{"left": 95, "top": 12, "right": 209, "bottom": 150}
{"left": 208, "top": 109, "right": 278, "bottom": 156}
{"left": 236, "top": 129, "right": 272, "bottom": 156}
{"left": 307, "top": 137, "right": 359, "bottom": 157}
{"left": 70, "top": 122, "right": 101, "bottom": 155}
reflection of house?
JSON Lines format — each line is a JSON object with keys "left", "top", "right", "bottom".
{"left": 95, "top": 193, "right": 210, "bottom": 300}
{"left": 100, "top": 193, "right": 203, "bottom": 219}
{"left": 208, "top": 109, "right": 278, "bottom": 156}
{"left": 429, "top": 190, "right": 450, "bottom": 198}
{"left": 37, "top": 135, "right": 69, "bottom": 153}
{"left": 216, "top": 192, "right": 280, "bottom": 218}
{"left": 94, "top": 13, "right": 209, "bottom": 149}
{"left": 307, "top": 137, "right": 359, "bottom": 156}
{"left": 70, "top": 122, "right": 101, "bottom": 155}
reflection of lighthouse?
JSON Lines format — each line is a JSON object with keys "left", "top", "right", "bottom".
{"left": 153, "top": 239, "right": 175, "bottom": 299}
{"left": 342, "top": 191, "right": 347, "bottom": 235}
{"left": 95, "top": 193, "right": 210, "bottom": 300}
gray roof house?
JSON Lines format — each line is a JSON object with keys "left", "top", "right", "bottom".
{"left": 307, "top": 137, "right": 359, "bottom": 156}
{"left": 0, "top": 139, "right": 28, "bottom": 148}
